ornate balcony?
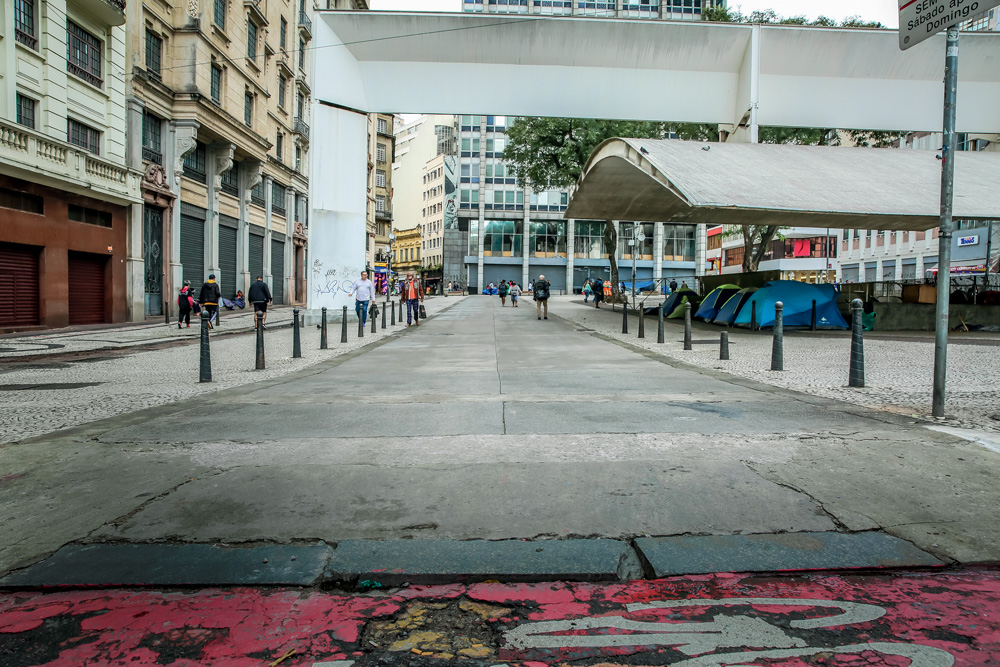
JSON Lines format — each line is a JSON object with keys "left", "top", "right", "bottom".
{"left": 298, "top": 11, "right": 313, "bottom": 39}
{"left": 293, "top": 117, "right": 310, "bottom": 141}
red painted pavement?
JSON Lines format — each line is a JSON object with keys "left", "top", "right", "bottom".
{"left": 1, "top": 569, "right": 998, "bottom": 665}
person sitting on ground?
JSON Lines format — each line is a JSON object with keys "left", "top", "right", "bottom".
{"left": 247, "top": 275, "right": 273, "bottom": 328}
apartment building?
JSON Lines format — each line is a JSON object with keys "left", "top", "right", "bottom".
{"left": 1, "top": 0, "right": 138, "bottom": 329}
{"left": 368, "top": 112, "right": 393, "bottom": 277}
{"left": 392, "top": 225, "right": 422, "bottom": 279}
{"left": 420, "top": 154, "right": 454, "bottom": 288}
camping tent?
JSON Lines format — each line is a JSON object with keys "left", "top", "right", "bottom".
{"left": 665, "top": 288, "right": 700, "bottom": 319}
{"left": 712, "top": 288, "right": 756, "bottom": 326}
{"left": 695, "top": 284, "right": 740, "bottom": 321}
{"left": 733, "top": 281, "right": 848, "bottom": 329}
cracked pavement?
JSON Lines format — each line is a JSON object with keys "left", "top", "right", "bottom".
{"left": 3, "top": 296, "right": 1000, "bottom": 577}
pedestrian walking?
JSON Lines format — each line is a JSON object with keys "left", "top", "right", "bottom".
{"left": 348, "top": 270, "right": 376, "bottom": 328}
{"left": 593, "top": 278, "right": 604, "bottom": 309}
{"left": 534, "top": 274, "right": 551, "bottom": 320}
{"left": 509, "top": 281, "right": 520, "bottom": 307}
{"left": 399, "top": 271, "right": 424, "bottom": 326}
{"left": 247, "top": 275, "right": 272, "bottom": 329}
{"left": 199, "top": 274, "right": 222, "bottom": 328}
{"left": 498, "top": 280, "right": 509, "bottom": 306}
{"left": 669, "top": 278, "right": 678, "bottom": 294}
{"left": 177, "top": 280, "right": 194, "bottom": 328}
{"left": 583, "top": 280, "right": 593, "bottom": 303}
{"left": 527, "top": 280, "right": 534, "bottom": 293}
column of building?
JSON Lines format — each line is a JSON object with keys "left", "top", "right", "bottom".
{"left": 239, "top": 161, "right": 264, "bottom": 295}
{"left": 653, "top": 221, "right": 664, "bottom": 285}
{"left": 476, "top": 116, "right": 487, "bottom": 290}
{"left": 695, "top": 223, "right": 708, "bottom": 288}
{"left": 566, "top": 219, "right": 575, "bottom": 294}
{"left": 522, "top": 185, "right": 531, "bottom": 287}
{"left": 170, "top": 120, "right": 200, "bottom": 318}
{"left": 263, "top": 175, "right": 274, "bottom": 290}
{"left": 285, "top": 185, "right": 297, "bottom": 304}
{"left": 207, "top": 143, "right": 235, "bottom": 284}
{"left": 125, "top": 98, "right": 146, "bottom": 321}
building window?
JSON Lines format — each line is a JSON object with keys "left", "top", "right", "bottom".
{"left": 211, "top": 65, "right": 223, "bottom": 104}
{"left": 214, "top": 0, "right": 226, "bottom": 29}
{"left": 529, "top": 221, "right": 567, "bottom": 258}
{"left": 145, "top": 30, "right": 162, "bottom": 78}
{"left": 68, "top": 204, "right": 112, "bottom": 228}
{"left": 0, "top": 186, "right": 43, "bottom": 214}
{"left": 141, "top": 111, "right": 163, "bottom": 164}
{"left": 482, "top": 220, "right": 523, "bottom": 257}
{"left": 375, "top": 195, "right": 386, "bottom": 213}
{"left": 15, "top": 94, "right": 36, "bottom": 130}
{"left": 276, "top": 132, "right": 283, "bottom": 161}
{"left": 280, "top": 16, "right": 288, "bottom": 51}
{"left": 573, "top": 221, "right": 606, "bottom": 259}
{"left": 182, "top": 141, "right": 207, "bottom": 183}
{"left": 244, "top": 92, "right": 253, "bottom": 127}
{"left": 221, "top": 162, "right": 239, "bottom": 196}
{"left": 376, "top": 143, "right": 386, "bottom": 163}
{"left": 67, "top": 119, "right": 100, "bottom": 155}
{"left": 299, "top": 39, "right": 306, "bottom": 71}
{"left": 663, "top": 224, "right": 696, "bottom": 261}
{"left": 376, "top": 170, "right": 386, "bottom": 188}
{"left": 251, "top": 179, "right": 265, "bottom": 207}
{"left": 377, "top": 117, "right": 388, "bottom": 134}
{"left": 247, "top": 20, "right": 258, "bottom": 63}
{"left": 619, "top": 223, "right": 655, "bottom": 260}
{"left": 67, "top": 21, "right": 103, "bottom": 88}
{"left": 278, "top": 74, "right": 287, "bottom": 108}
{"left": 272, "top": 182, "right": 287, "bottom": 216}
{"left": 14, "top": 0, "right": 37, "bottom": 49}
{"left": 295, "top": 146, "right": 302, "bottom": 172}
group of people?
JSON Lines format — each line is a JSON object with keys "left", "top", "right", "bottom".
{"left": 490, "top": 276, "right": 551, "bottom": 319}
{"left": 581, "top": 278, "right": 613, "bottom": 308}
{"left": 494, "top": 280, "right": 522, "bottom": 307}
{"left": 349, "top": 269, "right": 426, "bottom": 327}
{"left": 178, "top": 275, "right": 273, "bottom": 330}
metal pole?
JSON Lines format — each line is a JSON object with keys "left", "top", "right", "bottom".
{"left": 720, "top": 330, "right": 729, "bottom": 360}
{"left": 683, "top": 301, "right": 693, "bottom": 351}
{"left": 771, "top": 301, "right": 784, "bottom": 371}
{"left": 638, "top": 304, "right": 645, "bottom": 339}
{"left": 381, "top": 301, "right": 387, "bottom": 329}
{"left": 255, "top": 311, "right": 265, "bottom": 370}
{"left": 933, "top": 26, "right": 959, "bottom": 417}
{"left": 357, "top": 304, "right": 364, "bottom": 337}
{"left": 751, "top": 301, "right": 757, "bottom": 331}
{"left": 292, "top": 308, "right": 301, "bottom": 358}
{"left": 371, "top": 302, "right": 378, "bottom": 334}
{"left": 849, "top": 298, "right": 865, "bottom": 388}
{"left": 320, "top": 307, "right": 328, "bottom": 349}
{"left": 199, "top": 311, "right": 212, "bottom": 383}
{"left": 340, "top": 305, "right": 348, "bottom": 343}
{"left": 391, "top": 297, "right": 397, "bottom": 325}
{"left": 657, "top": 300, "right": 665, "bottom": 344}
{"left": 399, "top": 299, "right": 404, "bottom": 322}
{"left": 810, "top": 300, "right": 817, "bottom": 331}
{"left": 631, "top": 224, "right": 637, "bottom": 303}
{"left": 621, "top": 299, "right": 629, "bottom": 334}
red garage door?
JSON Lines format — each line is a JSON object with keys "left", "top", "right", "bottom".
{"left": 68, "top": 252, "right": 107, "bottom": 325}
{"left": 0, "top": 242, "right": 41, "bottom": 327}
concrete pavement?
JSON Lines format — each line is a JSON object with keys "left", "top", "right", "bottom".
{"left": 3, "top": 296, "right": 1000, "bottom": 583}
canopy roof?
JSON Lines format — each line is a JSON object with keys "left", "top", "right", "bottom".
{"left": 565, "top": 139, "right": 1000, "bottom": 231}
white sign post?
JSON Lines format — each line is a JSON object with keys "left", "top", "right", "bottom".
{"left": 898, "top": 1, "right": 998, "bottom": 416}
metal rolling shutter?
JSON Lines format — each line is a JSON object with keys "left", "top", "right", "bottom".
{"left": 0, "top": 242, "right": 40, "bottom": 327}
{"left": 271, "top": 238, "right": 285, "bottom": 304}
{"left": 67, "top": 252, "right": 107, "bottom": 325}
{"left": 218, "top": 218, "right": 238, "bottom": 300}
{"left": 249, "top": 229, "right": 264, "bottom": 284}
{"left": 180, "top": 215, "right": 205, "bottom": 288}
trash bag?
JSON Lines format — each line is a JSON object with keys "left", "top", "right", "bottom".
{"left": 862, "top": 311, "right": 877, "bottom": 331}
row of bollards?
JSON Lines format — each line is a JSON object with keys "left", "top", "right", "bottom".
{"left": 199, "top": 299, "right": 418, "bottom": 382}
{"left": 611, "top": 296, "right": 866, "bottom": 387}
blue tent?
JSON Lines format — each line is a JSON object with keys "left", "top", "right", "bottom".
{"left": 695, "top": 284, "right": 740, "bottom": 321}
{"left": 665, "top": 288, "right": 700, "bottom": 319}
{"left": 621, "top": 280, "right": 656, "bottom": 292}
{"left": 712, "top": 288, "right": 756, "bottom": 326}
{"left": 733, "top": 281, "right": 848, "bottom": 329}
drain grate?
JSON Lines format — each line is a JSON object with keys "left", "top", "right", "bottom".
{"left": 0, "top": 382, "right": 104, "bottom": 391}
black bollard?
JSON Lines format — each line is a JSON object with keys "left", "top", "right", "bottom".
{"left": 391, "top": 299, "right": 397, "bottom": 326}
{"left": 771, "top": 301, "right": 784, "bottom": 371}
{"left": 199, "top": 311, "right": 212, "bottom": 383}
{"left": 399, "top": 299, "right": 404, "bottom": 322}
{"left": 293, "top": 308, "right": 302, "bottom": 358}
{"left": 382, "top": 302, "right": 387, "bottom": 330}
{"left": 849, "top": 298, "right": 865, "bottom": 388}
{"left": 683, "top": 301, "right": 693, "bottom": 351}
{"left": 810, "top": 300, "right": 818, "bottom": 331}
{"left": 255, "top": 311, "right": 265, "bottom": 370}
{"left": 720, "top": 330, "right": 730, "bottom": 360}
{"left": 320, "top": 307, "right": 328, "bottom": 349}
{"left": 358, "top": 305, "right": 364, "bottom": 338}
{"left": 751, "top": 301, "right": 757, "bottom": 332}
{"left": 371, "top": 303, "right": 378, "bottom": 334}
{"left": 621, "top": 300, "right": 629, "bottom": 334}
{"left": 638, "top": 304, "right": 645, "bottom": 339}
{"left": 657, "top": 301, "right": 665, "bottom": 344}
{"left": 340, "top": 305, "right": 348, "bottom": 343}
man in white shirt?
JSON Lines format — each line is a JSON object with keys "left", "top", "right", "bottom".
{"left": 349, "top": 270, "right": 376, "bottom": 328}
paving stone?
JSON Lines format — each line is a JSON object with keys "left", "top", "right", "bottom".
{"left": 0, "top": 543, "right": 334, "bottom": 587}
{"left": 635, "top": 531, "right": 945, "bottom": 577}
{"left": 325, "top": 539, "right": 638, "bottom": 586}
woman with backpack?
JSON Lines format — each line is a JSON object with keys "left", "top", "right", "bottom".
{"left": 583, "top": 280, "right": 593, "bottom": 303}
{"left": 177, "top": 280, "right": 194, "bottom": 328}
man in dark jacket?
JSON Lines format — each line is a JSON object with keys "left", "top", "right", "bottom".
{"left": 247, "top": 275, "right": 273, "bottom": 328}
{"left": 533, "top": 274, "right": 551, "bottom": 320}
{"left": 199, "top": 274, "right": 222, "bottom": 328}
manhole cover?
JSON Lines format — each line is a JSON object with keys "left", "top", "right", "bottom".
{"left": 0, "top": 382, "right": 104, "bottom": 391}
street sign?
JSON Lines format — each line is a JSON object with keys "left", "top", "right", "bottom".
{"left": 899, "top": 0, "right": 1000, "bottom": 50}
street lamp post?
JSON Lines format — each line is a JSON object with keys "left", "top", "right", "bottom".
{"left": 387, "top": 232, "right": 396, "bottom": 304}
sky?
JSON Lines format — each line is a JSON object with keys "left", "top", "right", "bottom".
{"left": 369, "top": 0, "right": 900, "bottom": 29}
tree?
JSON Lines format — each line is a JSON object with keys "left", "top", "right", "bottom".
{"left": 504, "top": 118, "right": 716, "bottom": 301}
